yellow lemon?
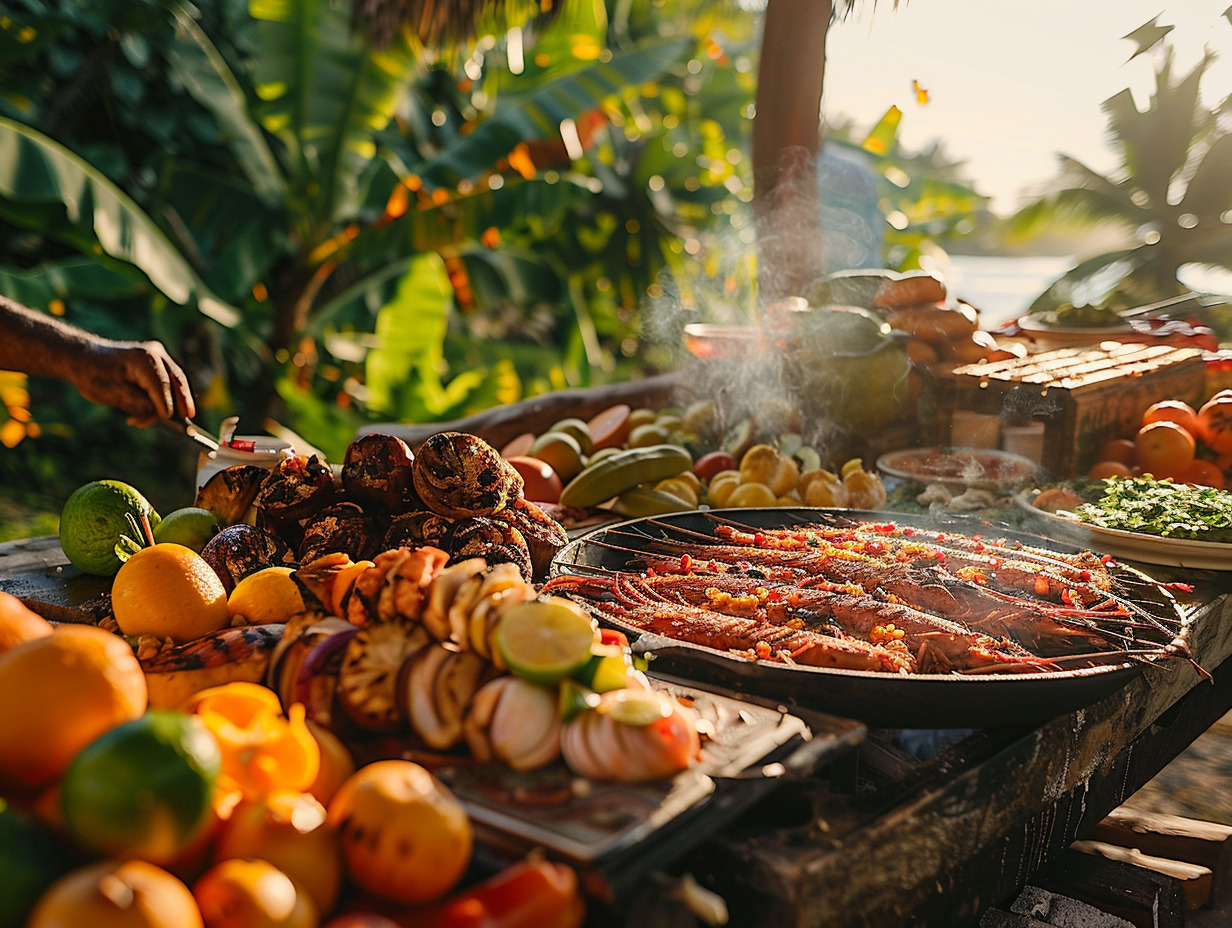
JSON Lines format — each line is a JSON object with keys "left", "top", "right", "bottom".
{"left": 227, "top": 567, "right": 305, "bottom": 625}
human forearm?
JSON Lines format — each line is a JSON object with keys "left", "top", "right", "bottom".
{"left": 0, "top": 295, "right": 98, "bottom": 381}
{"left": 0, "top": 295, "right": 196, "bottom": 424}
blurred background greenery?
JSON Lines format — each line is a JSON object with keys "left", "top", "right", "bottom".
{"left": 1, "top": 0, "right": 1228, "bottom": 536}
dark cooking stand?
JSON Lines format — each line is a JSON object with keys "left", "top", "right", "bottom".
{"left": 661, "top": 579, "right": 1232, "bottom": 928}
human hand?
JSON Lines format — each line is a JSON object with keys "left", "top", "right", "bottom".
{"left": 73, "top": 340, "right": 197, "bottom": 427}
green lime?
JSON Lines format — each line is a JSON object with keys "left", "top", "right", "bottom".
{"left": 0, "top": 805, "right": 74, "bottom": 928}
{"left": 58, "top": 480, "right": 160, "bottom": 576}
{"left": 558, "top": 679, "right": 600, "bottom": 721}
{"left": 599, "top": 688, "right": 674, "bottom": 727}
{"left": 496, "top": 598, "right": 597, "bottom": 685}
{"left": 60, "top": 709, "right": 221, "bottom": 864}
{"left": 152, "top": 507, "right": 224, "bottom": 552}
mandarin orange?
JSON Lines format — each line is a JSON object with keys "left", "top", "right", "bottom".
{"left": 0, "top": 625, "right": 147, "bottom": 794}
{"left": 1133, "top": 420, "right": 1196, "bottom": 480}
{"left": 27, "top": 859, "right": 203, "bottom": 928}
{"left": 0, "top": 591, "right": 53, "bottom": 654}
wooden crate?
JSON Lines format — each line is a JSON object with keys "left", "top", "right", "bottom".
{"left": 936, "top": 343, "right": 1208, "bottom": 479}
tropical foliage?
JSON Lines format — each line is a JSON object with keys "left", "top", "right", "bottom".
{"left": 1009, "top": 44, "right": 1232, "bottom": 313}
{"left": 0, "top": 0, "right": 761, "bottom": 510}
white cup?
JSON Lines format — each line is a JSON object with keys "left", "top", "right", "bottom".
{"left": 196, "top": 436, "right": 295, "bottom": 490}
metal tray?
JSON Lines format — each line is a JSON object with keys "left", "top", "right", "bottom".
{"left": 550, "top": 508, "right": 1190, "bottom": 730}
{"left": 414, "top": 678, "right": 862, "bottom": 900}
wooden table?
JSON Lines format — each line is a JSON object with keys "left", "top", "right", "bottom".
{"left": 6, "top": 537, "right": 1232, "bottom": 927}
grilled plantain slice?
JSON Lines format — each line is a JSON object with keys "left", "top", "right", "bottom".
{"left": 194, "top": 464, "right": 271, "bottom": 526}
{"left": 336, "top": 615, "right": 431, "bottom": 732}
{"left": 139, "top": 623, "right": 284, "bottom": 709}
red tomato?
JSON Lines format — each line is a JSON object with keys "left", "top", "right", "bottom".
{"left": 693, "top": 451, "right": 738, "bottom": 481}
{"left": 1134, "top": 421, "right": 1196, "bottom": 479}
{"left": 505, "top": 456, "right": 564, "bottom": 504}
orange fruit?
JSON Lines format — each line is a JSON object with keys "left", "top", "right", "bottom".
{"left": 1094, "top": 438, "right": 1137, "bottom": 468}
{"left": 326, "top": 760, "right": 472, "bottom": 905}
{"left": 1086, "top": 460, "right": 1134, "bottom": 480}
{"left": 1197, "top": 391, "right": 1232, "bottom": 453}
{"left": 193, "top": 858, "right": 317, "bottom": 928}
{"left": 1180, "top": 458, "right": 1226, "bottom": 489}
{"left": 112, "top": 543, "right": 229, "bottom": 643}
{"left": 1133, "top": 420, "right": 1196, "bottom": 480}
{"left": 214, "top": 790, "right": 342, "bottom": 916}
{"left": 305, "top": 720, "right": 356, "bottom": 807}
{"left": 0, "top": 625, "right": 147, "bottom": 794}
{"left": 0, "top": 591, "right": 53, "bottom": 654}
{"left": 26, "top": 858, "right": 203, "bottom": 928}
{"left": 1141, "top": 399, "right": 1201, "bottom": 437}
{"left": 227, "top": 567, "right": 305, "bottom": 626}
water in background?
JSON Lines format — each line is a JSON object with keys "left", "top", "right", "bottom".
{"left": 941, "top": 254, "right": 1075, "bottom": 331}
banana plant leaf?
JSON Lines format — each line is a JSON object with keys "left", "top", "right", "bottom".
{"left": 0, "top": 116, "right": 241, "bottom": 327}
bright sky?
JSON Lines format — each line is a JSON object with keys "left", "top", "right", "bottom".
{"left": 823, "top": 1, "right": 1232, "bottom": 213}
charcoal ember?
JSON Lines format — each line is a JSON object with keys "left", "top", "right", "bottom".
{"left": 444, "top": 516, "right": 532, "bottom": 582}
{"left": 298, "top": 501, "right": 382, "bottom": 564}
{"left": 412, "top": 431, "right": 523, "bottom": 519}
{"left": 341, "top": 433, "right": 421, "bottom": 514}
{"left": 201, "top": 523, "right": 296, "bottom": 595}
{"left": 494, "top": 497, "right": 569, "bottom": 582}
{"left": 384, "top": 510, "right": 453, "bottom": 551}
{"left": 254, "top": 454, "right": 337, "bottom": 522}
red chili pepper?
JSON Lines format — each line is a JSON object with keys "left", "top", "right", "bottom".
{"left": 361, "top": 857, "right": 586, "bottom": 928}
{"left": 875, "top": 523, "right": 895, "bottom": 534}
{"left": 599, "top": 628, "right": 630, "bottom": 649}
{"left": 680, "top": 554, "right": 692, "bottom": 571}
{"left": 1079, "top": 570, "right": 1091, "bottom": 581}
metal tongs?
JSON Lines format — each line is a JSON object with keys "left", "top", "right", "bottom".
{"left": 180, "top": 418, "right": 220, "bottom": 453}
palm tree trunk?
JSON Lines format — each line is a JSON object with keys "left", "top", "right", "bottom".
{"left": 752, "top": 0, "right": 832, "bottom": 305}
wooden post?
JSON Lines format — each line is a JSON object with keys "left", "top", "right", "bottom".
{"left": 752, "top": 0, "right": 832, "bottom": 304}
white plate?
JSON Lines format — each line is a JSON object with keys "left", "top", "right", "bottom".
{"left": 877, "top": 447, "right": 1038, "bottom": 491}
{"left": 1017, "top": 313, "right": 1134, "bottom": 338}
{"left": 1015, "top": 488, "right": 1232, "bottom": 570}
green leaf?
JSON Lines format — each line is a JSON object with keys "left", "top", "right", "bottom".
{"left": 413, "top": 36, "right": 690, "bottom": 190}
{"left": 0, "top": 116, "right": 241, "bottom": 326}
{"left": 365, "top": 253, "right": 454, "bottom": 415}
{"left": 163, "top": 1, "right": 287, "bottom": 207}
{"left": 250, "top": 0, "right": 416, "bottom": 222}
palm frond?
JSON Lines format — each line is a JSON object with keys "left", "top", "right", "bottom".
{"left": 352, "top": 0, "right": 557, "bottom": 50}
